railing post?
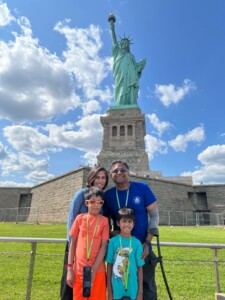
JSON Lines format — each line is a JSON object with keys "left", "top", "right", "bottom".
{"left": 212, "top": 248, "right": 220, "bottom": 293}
{"left": 36, "top": 208, "right": 39, "bottom": 224}
{"left": 26, "top": 242, "right": 37, "bottom": 300}
{"left": 16, "top": 208, "right": 19, "bottom": 224}
{"left": 9, "top": 208, "right": 12, "bottom": 222}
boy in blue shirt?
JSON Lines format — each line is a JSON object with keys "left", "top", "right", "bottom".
{"left": 106, "top": 208, "right": 144, "bottom": 300}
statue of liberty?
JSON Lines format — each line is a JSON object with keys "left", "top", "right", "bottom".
{"left": 108, "top": 14, "right": 146, "bottom": 106}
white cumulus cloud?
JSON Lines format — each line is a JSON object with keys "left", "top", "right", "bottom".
{"left": 146, "top": 113, "right": 171, "bottom": 136}
{"left": 3, "top": 114, "right": 103, "bottom": 155}
{"left": 3, "top": 125, "right": 60, "bottom": 154}
{"left": 82, "top": 100, "right": 101, "bottom": 116}
{"left": 0, "top": 180, "right": 32, "bottom": 187}
{"left": 169, "top": 126, "right": 205, "bottom": 152}
{"left": 0, "top": 7, "right": 113, "bottom": 123}
{"left": 197, "top": 145, "right": 225, "bottom": 165}
{"left": 0, "top": 141, "right": 8, "bottom": 159}
{"left": 0, "top": 2, "right": 15, "bottom": 26}
{"left": 25, "top": 170, "right": 54, "bottom": 182}
{"left": 181, "top": 144, "right": 225, "bottom": 184}
{"left": 155, "top": 79, "right": 196, "bottom": 107}
{"left": 145, "top": 134, "right": 168, "bottom": 161}
{"left": 0, "top": 16, "right": 80, "bottom": 122}
{"left": 54, "top": 20, "right": 112, "bottom": 104}
{"left": 0, "top": 151, "right": 50, "bottom": 177}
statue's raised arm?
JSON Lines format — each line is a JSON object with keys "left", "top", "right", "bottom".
{"left": 108, "top": 14, "right": 117, "bottom": 47}
{"left": 108, "top": 14, "right": 146, "bottom": 107}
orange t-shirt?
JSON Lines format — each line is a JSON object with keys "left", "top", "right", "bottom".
{"left": 70, "top": 213, "right": 109, "bottom": 275}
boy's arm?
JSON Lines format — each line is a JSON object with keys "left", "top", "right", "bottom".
{"left": 106, "top": 263, "right": 113, "bottom": 300}
{"left": 66, "top": 236, "right": 77, "bottom": 288}
{"left": 136, "top": 266, "right": 143, "bottom": 300}
{"left": 91, "top": 239, "right": 108, "bottom": 281}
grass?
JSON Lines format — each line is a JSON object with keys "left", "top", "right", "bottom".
{"left": 0, "top": 223, "right": 225, "bottom": 299}
{"left": 154, "top": 226, "right": 225, "bottom": 300}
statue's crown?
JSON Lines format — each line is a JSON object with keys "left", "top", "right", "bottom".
{"left": 119, "top": 34, "right": 133, "bottom": 45}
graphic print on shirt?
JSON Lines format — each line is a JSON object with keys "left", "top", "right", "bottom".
{"left": 113, "top": 246, "right": 132, "bottom": 286}
{"left": 132, "top": 196, "right": 142, "bottom": 205}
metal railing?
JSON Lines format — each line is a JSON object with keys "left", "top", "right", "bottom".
{"left": 157, "top": 241, "right": 225, "bottom": 293}
{"left": 0, "top": 237, "right": 65, "bottom": 300}
{"left": 0, "top": 237, "right": 225, "bottom": 300}
{"left": 1, "top": 207, "right": 224, "bottom": 226}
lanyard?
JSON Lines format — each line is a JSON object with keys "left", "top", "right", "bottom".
{"left": 119, "top": 235, "right": 132, "bottom": 291}
{"left": 86, "top": 214, "right": 100, "bottom": 260}
{"left": 116, "top": 188, "right": 129, "bottom": 209}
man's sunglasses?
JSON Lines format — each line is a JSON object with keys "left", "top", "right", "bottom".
{"left": 111, "top": 168, "right": 128, "bottom": 174}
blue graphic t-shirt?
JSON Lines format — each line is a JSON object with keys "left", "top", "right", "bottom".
{"left": 106, "top": 234, "right": 145, "bottom": 300}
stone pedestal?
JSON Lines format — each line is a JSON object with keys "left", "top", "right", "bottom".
{"left": 97, "top": 107, "right": 150, "bottom": 175}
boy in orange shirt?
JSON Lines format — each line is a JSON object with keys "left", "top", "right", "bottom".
{"left": 66, "top": 187, "right": 109, "bottom": 300}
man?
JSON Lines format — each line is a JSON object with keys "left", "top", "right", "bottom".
{"left": 104, "top": 161, "right": 159, "bottom": 300}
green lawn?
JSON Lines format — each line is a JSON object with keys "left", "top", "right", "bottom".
{"left": 0, "top": 223, "right": 224, "bottom": 299}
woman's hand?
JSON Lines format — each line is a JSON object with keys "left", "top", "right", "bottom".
{"left": 66, "top": 268, "right": 75, "bottom": 288}
{"left": 137, "top": 291, "right": 143, "bottom": 300}
{"left": 107, "top": 291, "right": 113, "bottom": 300}
{"left": 91, "top": 267, "right": 96, "bottom": 284}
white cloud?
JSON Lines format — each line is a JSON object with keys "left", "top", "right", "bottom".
{"left": 155, "top": 79, "right": 196, "bottom": 107}
{"left": 25, "top": 170, "right": 54, "bottom": 182}
{"left": 3, "top": 125, "right": 60, "bottom": 154}
{"left": 145, "top": 134, "right": 168, "bottom": 161}
{"left": 0, "top": 8, "right": 113, "bottom": 123}
{"left": 1, "top": 114, "right": 103, "bottom": 181}
{"left": 45, "top": 114, "right": 103, "bottom": 152}
{"left": 169, "top": 126, "right": 205, "bottom": 152}
{"left": 0, "top": 141, "right": 54, "bottom": 184}
{"left": 182, "top": 165, "right": 225, "bottom": 185}
{"left": 146, "top": 113, "right": 171, "bottom": 136}
{"left": 0, "top": 137, "right": 54, "bottom": 186}
{"left": 197, "top": 145, "right": 225, "bottom": 165}
{"left": 54, "top": 20, "right": 112, "bottom": 104}
{"left": 0, "top": 180, "right": 32, "bottom": 187}
{"left": 0, "top": 150, "right": 49, "bottom": 179}
{"left": 81, "top": 151, "right": 99, "bottom": 166}
{"left": 0, "top": 16, "right": 80, "bottom": 122}
{"left": 0, "top": 142, "right": 8, "bottom": 159}
{"left": 2, "top": 152, "right": 48, "bottom": 176}
{"left": 181, "top": 145, "right": 225, "bottom": 184}
{"left": 3, "top": 114, "right": 103, "bottom": 155}
{"left": 0, "top": 2, "right": 15, "bottom": 26}
{"left": 82, "top": 100, "right": 101, "bottom": 116}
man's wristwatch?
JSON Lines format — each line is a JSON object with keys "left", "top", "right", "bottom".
{"left": 145, "top": 240, "right": 151, "bottom": 246}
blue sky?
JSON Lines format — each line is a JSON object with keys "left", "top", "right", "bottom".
{"left": 0, "top": 0, "right": 225, "bottom": 187}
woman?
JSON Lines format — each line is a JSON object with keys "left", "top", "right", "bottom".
{"left": 60, "top": 164, "right": 109, "bottom": 300}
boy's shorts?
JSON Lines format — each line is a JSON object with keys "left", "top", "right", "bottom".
{"left": 73, "top": 271, "right": 106, "bottom": 300}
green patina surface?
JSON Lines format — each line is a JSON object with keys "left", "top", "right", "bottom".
{"left": 108, "top": 14, "right": 146, "bottom": 108}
